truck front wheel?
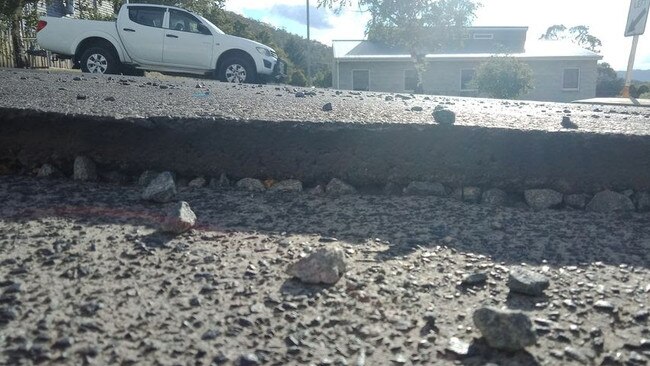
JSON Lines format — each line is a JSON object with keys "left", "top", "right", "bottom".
{"left": 80, "top": 47, "right": 120, "bottom": 75}
{"left": 219, "top": 56, "right": 256, "bottom": 84}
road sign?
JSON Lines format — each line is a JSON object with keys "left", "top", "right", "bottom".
{"left": 626, "top": 0, "right": 650, "bottom": 36}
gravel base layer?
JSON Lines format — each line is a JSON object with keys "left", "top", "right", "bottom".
{"left": 0, "top": 174, "right": 648, "bottom": 366}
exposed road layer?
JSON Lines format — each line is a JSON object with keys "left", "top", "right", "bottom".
{"left": 1, "top": 69, "right": 650, "bottom": 192}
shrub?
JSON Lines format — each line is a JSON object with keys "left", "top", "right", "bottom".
{"left": 474, "top": 56, "right": 533, "bottom": 99}
{"left": 289, "top": 70, "right": 307, "bottom": 87}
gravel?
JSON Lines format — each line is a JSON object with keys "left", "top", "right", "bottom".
{"left": 0, "top": 174, "right": 648, "bottom": 365}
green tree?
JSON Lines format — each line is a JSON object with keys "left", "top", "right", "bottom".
{"left": 539, "top": 24, "right": 601, "bottom": 53}
{"left": 596, "top": 62, "right": 624, "bottom": 97}
{"left": 290, "top": 70, "right": 307, "bottom": 86}
{"left": 284, "top": 38, "right": 306, "bottom": 70}
{"left": 474, "top": 56, "right": 533, "bottom": 99}
{"left": 319, "top": 0, "right": 480, "bottom": 93}
{"left": 314, "top": 70, "right": 332, "bottom": 88}
{"left": 232, "top": 20, "right": 253, "bottom": 39}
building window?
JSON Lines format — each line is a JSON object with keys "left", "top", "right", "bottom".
{"left": 352, "top": 70, "right": 369, "bottom": 91}
{"left": 473, "top": 33, "right": 494, "bottom": 40}
{"left": 460, "top": 69, "right": 476, "bottom": 91}
{"left": 563, "top": 68, "right": 580, "bottom": 90}
{"left": 404, "top": 70, "right": 418, "bottom": 92}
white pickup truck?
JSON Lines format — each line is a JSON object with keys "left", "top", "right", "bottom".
{"left": 36, "top": 3, "right": 285, "bottom": 83}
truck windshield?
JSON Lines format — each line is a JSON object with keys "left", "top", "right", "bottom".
{"left": 196, "top": 14, "right": 224, "bottom": 35}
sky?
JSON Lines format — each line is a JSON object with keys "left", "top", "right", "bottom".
{"left": 224, "top": 0, "right": 650, "bottom": 71}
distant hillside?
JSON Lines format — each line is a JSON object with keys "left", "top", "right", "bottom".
{"left": 208, "top": 9, "right": 333, "bottom": 86}
{"left": 616, "top": 69, "right": 650, "bottom": 82}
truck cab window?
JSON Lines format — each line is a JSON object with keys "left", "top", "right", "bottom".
{"left": 128, "top": 7, "right": 165, "bottom": 28}
{"left": 169, "top": 9, "right": 203, "bottom": 34}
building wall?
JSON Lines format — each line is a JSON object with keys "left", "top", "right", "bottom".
{"left": 335, "top": 58, "right": 598, "bottom": 103}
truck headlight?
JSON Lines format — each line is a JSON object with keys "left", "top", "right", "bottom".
{"left": 256, "top": 47, "right": 271, "bottom": 57}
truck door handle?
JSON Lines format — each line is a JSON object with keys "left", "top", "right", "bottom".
{"left": 166, "top": 34, "right": 178, "bottom": 38}
{"left": 123, "top": 28, "right": 135, "bottom": 32}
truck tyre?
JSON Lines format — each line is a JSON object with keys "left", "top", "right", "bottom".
{"left": 80, "top": 46, "right": 120, "bottom": 75}
{"left": 219, "top": 56, "right": 256, "bottom": 84}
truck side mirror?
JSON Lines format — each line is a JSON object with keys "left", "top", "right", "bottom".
{"left": 197, "top": 24, "right": 211, "bottom": 35}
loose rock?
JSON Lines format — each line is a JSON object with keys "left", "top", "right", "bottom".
{"left": 507, "top": 267, "right": 550, "bottom": 296}
{"left": 326, "top": 178, "right": 356, "bottom": 196}
{"left": 188, "top": 177, "right": 207, "bottom": 188}
{"left": 524, "top": 189, "right": 563, "bottom": 210}
{"left": 472, "top": 306, "right": 537, "bottom": 351}
{"left": 236, "top": 178, "right": 265, "bottom": 192}
{"left": 161, "top": 201, "right": 197, "bottom": 234}
{"left": 138, "top": 170, "right": 159, "bottom": 186}
{"left": 322, "top": 102, "right": 333, "bottom": 111}
{"left": 433, "top": 107, "right": 456, "bottom": 125}
{"left": 286, "top": 247, "right": 347, "bottom": 285}
{"left": 561, "top": 116, "right": 579, "bottom": 129}
{"left": 142, "top": 171, "right": 177, "bottom": 203}
{"left": 37, "top": 163, "right": 62, "bottom": 178}
{"left": 446, "top": 337, "right": 471, "bottom": 357}
{"left": 73, "top": 156, "right": 97, "bottom": 182}
{"left": 586, "top": 190, "right": 635, "bottom": 212}
{"left": 308, "top": 185, "right": 325, "bottom": 195}
{"left": 462, "top": 272, "right": 488, "bottom": 286}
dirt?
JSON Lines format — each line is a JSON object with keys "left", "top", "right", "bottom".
{"left": 0, "top": 174, "right": 648, "bottom": 365}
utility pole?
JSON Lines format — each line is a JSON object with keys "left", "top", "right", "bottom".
{"left": 622, "top": 35, "right": 639, "bottom": 97}
{"left": 306, "top": 0, "right": 311, "bottom": 86}
{"left": 622, "top": 0, "right": 650, "bottom": 97}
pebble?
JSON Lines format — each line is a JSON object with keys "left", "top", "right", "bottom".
{"left": 201, "top": 329, "right": 221, "bottom": 340}
{"left": 593, "top": 300, "right": 615, "bottom": 312}
{"left": 0, "top": 307, "right": 17, "bottom": 323}
{"left": 564, "top": 346, "right": 589, "bottom": 364}
{"left": 432, "top": 107, "right": 456, "bottom": 125}
{"left": 461, "top": 272, "right": 487, "bottom": 286}
{"left": 561, "top": 116, "right": 578, "bottom": 129}
{"left": 473, "top": 306, "right": 537, "bottom": 351}
{"left": 507, "top": 267, "right": 550, "bottom": 296}
{"left": 239, "top": 353, "right": 260, "bottom": 365}
{"left": 446, "top": 337, "right": 471, "bottom": 357}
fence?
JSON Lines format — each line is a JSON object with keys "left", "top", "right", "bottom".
{"left": 0, "top": 30, "right": 72, "bottom": 69}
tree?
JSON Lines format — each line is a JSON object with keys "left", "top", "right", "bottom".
{"left": 290, "top": 70, "right": 307, "bottom": 86}
{"left": 319, "top": 0, "right": 480, "bottom": 92}
{"left": 596, "top": 62, "right": 624, "bottom": 97}
{"left": 1, "top": 0, "right": 39, "bottom": 68}
{"left": 473, "top": 56, "right": 533, "bottom": 99}
{"left": 284, "top": 38, "right": 306, "bottom": 70}
{"left": 232, "top": 20, "right": 253, "bottom": 39}
{"left": 314, "top": 70, "right": 332, "bottom": 88}
{"left": 539, "top": 24, "right": 602, "bottom": 53}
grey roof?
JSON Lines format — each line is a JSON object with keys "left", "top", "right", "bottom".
{"left": 333, "top": 39, "right": 602, "bottom": 61}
